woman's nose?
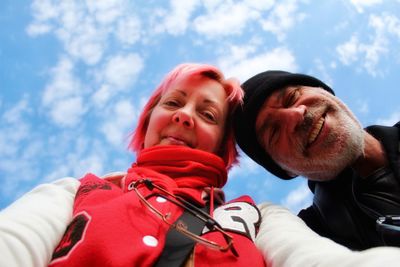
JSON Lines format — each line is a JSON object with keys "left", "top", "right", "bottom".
{"left": 172, "top": 109, "right": 194, "bottom": 128}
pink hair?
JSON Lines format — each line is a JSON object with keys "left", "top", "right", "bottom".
{"left": 128, "top": 63, "right": 243, "bottom": 170}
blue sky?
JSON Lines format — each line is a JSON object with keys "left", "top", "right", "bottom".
{"left": 1, "top": 0, "right": 400, "bottom": 213}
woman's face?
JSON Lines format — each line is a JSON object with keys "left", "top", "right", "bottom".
{"left": 144, "top": 75, "right": 228, "bottom": 154}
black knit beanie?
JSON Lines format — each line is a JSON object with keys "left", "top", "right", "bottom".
{"left": 234, "top": 70, "right": 335, "bottom": 179}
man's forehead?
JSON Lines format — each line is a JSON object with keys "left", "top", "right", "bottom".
{"left": 260, "top": 85, "right": 293, "bottom": 108}
{"left": 255, "top": 85, "right": 301, "bottom": 132}
{"left": 262, "top": 85, "right": 321, "bottom": 106}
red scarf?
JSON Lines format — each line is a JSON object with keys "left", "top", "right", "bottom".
{"left": 124, "top": 145, "right": 227, "bottom": 205}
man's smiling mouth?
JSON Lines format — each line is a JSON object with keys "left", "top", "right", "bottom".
{"left": 307, "top": 115, "right": 325, "bottom": 146}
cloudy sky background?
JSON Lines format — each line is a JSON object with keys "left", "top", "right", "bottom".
{"left": 1, "top": 0, "right": 400, "bottom": 213}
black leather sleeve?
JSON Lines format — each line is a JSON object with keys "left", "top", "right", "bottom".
{"left": 299, "top": 176, "right": 375, "bottom": 250}
{"left": 298, "top": 205, "right": 329, "bottom": 237}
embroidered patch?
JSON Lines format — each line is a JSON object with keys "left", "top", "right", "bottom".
{"left": 76, "top": 181, "right": 112, "bottom": 198}
{"left": 202, "top": 201, "right": 261, "bottom": 241}
{"left": 50, "top": 211, "right": 91, "bottom": 264}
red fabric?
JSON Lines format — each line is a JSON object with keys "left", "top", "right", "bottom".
{"left": 126, "top": 145, "right": 227, "bottom": 205}
{"left": 49, "top": 146, "right": 265, "bottom": 267}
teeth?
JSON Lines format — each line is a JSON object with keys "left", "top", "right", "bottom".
{"left": 167, "top": 136, "right": 188, "bottom": 146}
{"left": 308, "top": 117, "right": 325, "bottom": 145}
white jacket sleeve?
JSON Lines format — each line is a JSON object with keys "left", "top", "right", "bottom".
{"left": 0, "top": 178, "right": 80, "bottom": 267}
{"left": 256, "top": 202, "right": 400, "bottom": 267}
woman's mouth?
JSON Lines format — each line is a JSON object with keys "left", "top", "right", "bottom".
{"left": 163, "top": 136, "right": 192, "bottom": 147}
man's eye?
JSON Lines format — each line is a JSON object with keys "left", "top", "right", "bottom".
{"left": 283, "top": 89, "right": 299, "bottom": 107}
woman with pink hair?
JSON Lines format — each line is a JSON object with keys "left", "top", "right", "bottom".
{"left": 1, "top": 63, "right": 264, "bottom": 267}
{"left": 47, "top": 63, "right": 265, "bottom": 266}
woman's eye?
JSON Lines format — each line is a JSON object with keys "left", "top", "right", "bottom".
{"left": 283, "top": 89, "right": 299, "bottom": 107}
{"left": 201, "top": 111, "right": 217, "bottom": 123}
{"left": 164, "top": 100, "right": 180, "bottom": 107}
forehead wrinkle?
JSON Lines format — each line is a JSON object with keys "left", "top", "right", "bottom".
{"left": 163, "top": 88, "right": 187, "bottom": 99}
{"left": 262, "top": 86, "right": 288, "bottom": 110}
{"left": 275, "top": 86, "right": 293, "bottom": 105}
{"left": 174, "top": 89, "right": 187, "bottom": 96}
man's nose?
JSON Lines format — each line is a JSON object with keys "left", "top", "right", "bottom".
{"left": 277, "top": 105, "right": 306, "bottom": 132}
{"left": 172, "top": 108, "right": 194, "bottom": 128}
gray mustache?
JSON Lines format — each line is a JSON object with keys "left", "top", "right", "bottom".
{"left": 294, "top": 111, "right": 314, "bottom": 135}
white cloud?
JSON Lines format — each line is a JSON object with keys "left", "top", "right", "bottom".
{"left": 102, "top": 53, "right": 144, "bottom": 89}
{"left": 0, "top": 97, "right": 31, "bottom": 157}
{"left": 201, "top": 0, "right": 224, "bottom": 9}
{"left": 382, "top": 14, "right": 400, "bottom": 39}
{"left": 56, "top": 17, "right": 106, "bottom": 65}
{"left": 162, "top": 0, "right": 199, "bottom": 35}
{"left": 336, "top": 13, "right": 400, "bottom": 76}
{"left": 39, "top": 52, "right": 142, "bottom": 117}
{"left": 30, "top": 1, "right": 107, "bottom": 64}
{"left": 92, "top": 84, "right": 113, "bottom": 107}
{"left": 41, "top": 57, "right": 79, "bottom": 102}
{"left": 74, "top": 154, "right": 105, "bottom": 177}
{"left": 92, "top": 53, "right": 144, "bottom": 106}
{"left": 0, "top": 97, "right": 45, "bottom": 199}
{"left": 86, "top": 0, "right": 126, "bottom": 25}
{"left": 193, "top": 3, "right": 257, "bottom": 37}
{"left": 376, "top": 111, "right": 400, "bottom": 126}
{"left": 361, "top": 33, "right": 388, "bottom": 77}
{"left": 49, "top": 97, "right": 87, "bottom": 127}
{"left": 336, "top": 33, "right": 385, "bottom": 76}
{"left": 3, "top": 97, "right": 31, "bottom": 124}
{"left": 218, "top": 45, "right": 298, "bottom": 82}
{"left": 116, "top": 16, "right": 142, "bottom": 45}
{"left": 42, "top": 164, "right": 72, "bottom": 182}
{"left": 28, "top": 0, "right": 59, "bottom": 25}
{"left": 350, "top": 0, "right": 383, "bottom": 13}
{"left": 243, "top": 0, "right": 275, "bottom": 10}
{"left": 281, "top": 180, "right": 313, "bottom": 213}
{"left": 100, "top": 100, "right": 137, "bottom": 147}
{"left": 42, "top": 136, "right": 107, "bottom": 182}
{"left": 230, "top": 153, "right": 264, "bottom": 179}
{"left": 42, "top": 57, "right": 87, "bottom": 127}
{"left": 26, "top": 23, "right": 53, "bottom": 36}
{"left": 313, "top": 58, "right": 334, "bottom": 88}
{"left": 192, "top": 0, "right": 297, "bottom": 39}
{"left": 336, "top": 35, "right": 360, "bottom": 65}
{"left": 260, "top": 1, "right": 305, "bottom": 41}
{"left": 43, "top": 151, "right": 105, "bottom": 182}
{"left": 27, "top": 0, "right": 140, "bottom": 65}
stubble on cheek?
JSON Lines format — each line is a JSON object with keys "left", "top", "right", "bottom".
{"left": 271, "top": 95, "right": 365, "bottom": 180}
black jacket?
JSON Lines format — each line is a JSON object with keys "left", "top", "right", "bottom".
{"left": 298, "top": 122, "right": 400, "bottom": 250}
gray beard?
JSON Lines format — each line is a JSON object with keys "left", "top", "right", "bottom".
{"left": 275, "top": 110, "right": 365, "bottom": 181}
{"left": 298, "top": 129, "right": 365, "bottom": 181}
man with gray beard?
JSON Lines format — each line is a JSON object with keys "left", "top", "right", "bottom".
{"left": 234, "top": 70, "right": 400, "bottom": 250}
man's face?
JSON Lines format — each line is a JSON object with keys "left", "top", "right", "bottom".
{"left": 255, "top": 85, "right": 365, "bottom": 181}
